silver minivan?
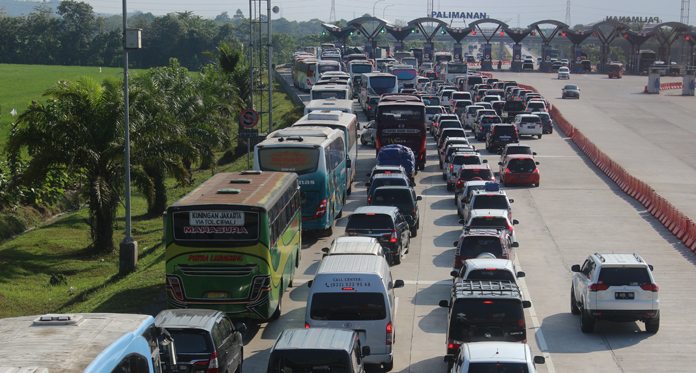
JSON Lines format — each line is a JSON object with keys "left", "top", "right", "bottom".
{"left": 306, "top": 255, "right": 404, "bottom": 371}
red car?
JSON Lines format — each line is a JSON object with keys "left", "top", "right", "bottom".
{"left": 454, "top": 164, "right": 496, "bottom": 194}
{"left": 498, "top": 154, "right": 540, "bottom": 187}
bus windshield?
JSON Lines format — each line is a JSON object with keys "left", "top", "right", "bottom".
{"left": 352, "top": 64, "right": 372, "bottom": 73}
{"left": 257, "top": 148, "right": 320, "bottom": 175}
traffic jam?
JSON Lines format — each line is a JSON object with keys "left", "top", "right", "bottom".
{"left": 258, "top": 48, "right": 663, "bottom": 373}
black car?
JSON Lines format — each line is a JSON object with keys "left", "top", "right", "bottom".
{"left": 562, "top": 84, "right": 580, "bottom": 99}
{"left": 345, "top": 206, "right": 411, "bottom": 265}
{"left": 532, "top": 111, "right": 554, "bottom": 134}
{"left": 156, "top": 309, "right": 246, "bottom": 373}
{"left": 370, "top": 186, "right": 422, "bottom": 236}
{"left": 486, "top": 124, "right": 519, "bottom": 152}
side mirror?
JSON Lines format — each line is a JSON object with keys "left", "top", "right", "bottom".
{"left": 533, "top": 152, "right": 537, "bottom": 155}
{"left": 307, "top": 280, "right": 314, "bottom": 288}
{"left": 522, "top": 300, "right": 532, "bottom": 308}
{"left": 416, "top": 196, "right": 422, "bottom": 201}
{"left": 362, "top": 346, "right": 371, "bottom": 357}
{"left": 512, "top": 219, "right": 519, "bottom": 225}
{"left": 512, "top": 242, "right": 519, "bottom": 248}
{"left": 649, "top": 264, "right": 654, "bottom": 271}
{"left": 158, "top": 327, "right": 178, "bottom": 366}
{"left": 444, "top": 354, "right": 456, "bottom": 363}
{"left": 410, "top": 181, "right": 416, "bottom": 187}
{"left": 535, "top": 161, "right": 540, "bottom": 165}
{"left": 534, "top": 356, "right": 546, "bottom": 364}
{"left": 394, "top": 279, "right": 405, "bottom": 288}
{"left": 498, "top": 162, "right": 502, "bottom": 165}
{"left": 321, "top": 247, "right": 330, "bottom": 253}
{"left": 509, "top": 199, "right": 514, "bottom": 203}
{"left": 458, "top": 219, "right": 464, "bottom": 225}
{"left": 571, "top": 264, "right": 581, "bottom": 272}
{"left": 365, "top": 182, "right": 371, "bottom": 187}
{"left": 450, "top": 270, "right": 458, "bottom": 277}
{"left": 453, "top": 241, "right": 459, "bottom": 247}
{"left": 517, "top": 271, "right": 525, "bottom": 278}
{"left": 439, "top": 300, "right": 449, "bottom": 308}
{"left": 235, "top": 323, "right": 247, "bottom": 333}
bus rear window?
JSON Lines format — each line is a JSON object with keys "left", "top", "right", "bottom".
{"left": 312, "top": 91, "right": 347, "bottom": 100}
{"left": 172, "top": 211, "right": 260, "bottom": 241}
{"left": 310, "top": 293, "right": 387, "bottom": 320}
{"left": 378, "top": 108, "right": 423, "bottom": 122}
{"left": 447, "top": 64, "right": 468, "bottom": 73}
{"left": 319, "top": 65, "right": 339, "bottom": 73}
{"left": 258, "top": 148, "right": 320, "bottom": 175}
{"left": 352, "top": 64, "right": 372, "bottom": 73}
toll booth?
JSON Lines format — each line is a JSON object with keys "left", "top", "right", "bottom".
{"left": 511, "top": 44, "right": 523, "bottom": 71}
{"left": 647, "top": 66, "right": 662, "bottom": 94}
{"left": 683, "top": 67, "right": 696, "bottom": 96}
{"left": 481, "top": 43, "right": 493, "bottom": 71}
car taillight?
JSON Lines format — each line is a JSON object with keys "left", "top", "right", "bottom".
{"left": 450, "top": 165, "right": 454, "bottom": 169}
{"left": 166, "top": 276, "right": 184, "bottom": 300}
{"left": 307, "top": 79, "right": 312, "bottom": 86}
{"left": 305, "top": 322, "right": 310, "bottom": 328}
{"left": 411, "top": 209, "right": 417, "bottom": 217}
{"left": 447, "top": 339, "right": 464, "bottom": 350}
{"left": 641, "top": 284, "right": 659, "bottom": 292}
{"left": 368, "top": 197, "right": 371, "bottom": 203}
{"left": 368, "top": 105, "right": 372, "bottom": 109}
{"left": 376, "top": 136, "right": 382, "bottom": 151}
{"left": 589, "top": 283, "right": 610, "bottom": 291}
{"left": 313, "top": 199, "right": 327, "bottom": 219}
{"left": 386, "top": 322, "right": 393, "bottom": 345}
{"left": 533, "top": 168, "right": 539, "bottom": 173}
{"left": 479, "top": 126, "right": 483, "bottom": 131}
{"left": 207, "top": 351, "right": 219, "bottom": 373}
{"left": 420, "top": 137, "right": 427, "bottom": 153}
{"left": 518, "top": 319, "right": 525, "bottom": 327}
{"left": 390, "top": 229, "right": 398, "bottom": 243}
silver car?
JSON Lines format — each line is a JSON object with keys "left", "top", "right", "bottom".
{"left": 360, "top": 120, "right": 376, "bottom": 146}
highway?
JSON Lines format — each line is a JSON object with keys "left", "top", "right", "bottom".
{"left": 239, "top": 69, "right": 696, "bottom": 373}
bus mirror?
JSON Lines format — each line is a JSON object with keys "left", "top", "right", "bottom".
{"left": 158, "top": 327, "right": 177, "bottom": 366}
{"left": 512, "top": 241, "right": 519, "bottom": 247}
{"left": 307, "top": 280, "right": 313, "bottom": 288}
{"left": 300, "top": 192, "right": 307, "bottom": 206}
{"left": 235, "top": 323, "right": 247, "bottom": 333}
{"left": 394, "top": 280, "right": 404, "bottom": 288}
{"left": 321, "top": 247, "right": 330, "bottom": 253}
{"left": 346, "top": 159, "right": 352, "bottom": 168}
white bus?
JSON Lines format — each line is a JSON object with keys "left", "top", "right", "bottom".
{"left": 310, "top": 84, "right": 351, "bottom": 101}
{"left": 304, "top": 98, "right": 355, "bottom": 115}
{"left": 358, "top": 72, "right": 398, "bottom": 109}
{"left": 437, "top": 61, "right": 469, "bottom": 83}
{"left": 292, "top": 110, "right": 359, "bottom": 195}
{"left": 0, "top": 313, "right": 176, "bottom": 373}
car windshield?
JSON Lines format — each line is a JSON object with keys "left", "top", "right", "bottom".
{"left": 441, "top": 129, "right": 466, "bottom": 139}
{"left": 466, "top": 269, "right": 516, "bottom": 282}
{"left": 346, "top": 214, "right": 393, "bottom": 229}
{"left": 506, "top": 147, "right": 532, "bottom": 156}
{"left": 469, "top": 217, "right": 508, "bottom": 229}
{"left": 472, "top": 195, "right": 509, "bottom": 210}
{"left": 453, "top": 156, "right": 481, "bottom": 166}
{"left": 564, "top": 85, "right": 579, "bottom": 90}
{"left": 520, "top": 116, "right": 540, "bottom": 123}
{"left": 460, "top": 236, "right": 503, "bottom": 257}
{"left": 467, "top": 363, "right": 529, "bottom": 373}
{"left": 372, "top": 178, "right": 408, "bottom": 189}
{"left": 460, "top": 169, "right": 493, "bottom": 180}
{"left": 372, "top": 189, "right": 414, "bottom": 209}
{"left": 310, "top": 293, "right": 387, "bottom": 320}
{"left": 507, "top": 159, "right": 536, "bottom": 173}
{"left": 598, "top": 267, "right": 652, "bottom": 286}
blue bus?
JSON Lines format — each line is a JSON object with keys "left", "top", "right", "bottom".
{"left": 292, "top": 110, "right": 358, "bottom": 195}
{"left": 255, "top": 127, "right": 348, "bottom": 236}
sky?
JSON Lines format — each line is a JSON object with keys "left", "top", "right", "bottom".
{"left": 86, "top": 0, "right": 686, "bottom": 27}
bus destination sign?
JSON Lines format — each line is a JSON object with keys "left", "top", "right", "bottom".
{"left": 189, "top": 211, "right": 244, "bottom": 226}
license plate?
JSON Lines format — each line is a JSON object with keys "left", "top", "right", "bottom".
{"left": 527, "top": 125, "right": 536, "bottom": 128}
{"left": 207, "top": 292, "right": 228, "bottom": 299}
{"left": 178, "top": 365, "right": 189, "bottom": 371}
{"left": 517, "top": 175, "right": 528, "bottom": 178}
{"left": 615, "top": 292, "right": 635, "bottom": 299}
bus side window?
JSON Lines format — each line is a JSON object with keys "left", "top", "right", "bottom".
{"left": 142, "top": 325, "right": 162, "bottom": 373}
{"left": 111, "top": 354, "right": 150, "bottom": 373}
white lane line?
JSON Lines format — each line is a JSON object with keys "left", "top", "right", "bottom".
{"left": 293, "top": 279, "right": 452, "bottom": 286}
{"left": 515, "top": 257, "right": 557, "bottom": 373}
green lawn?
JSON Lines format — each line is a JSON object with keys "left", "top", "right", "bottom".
{"left": 0, "top": 64, "right": 135, "bottom": 144}
{"left": 0, "top": 65, "right": 301, "bottom": 318}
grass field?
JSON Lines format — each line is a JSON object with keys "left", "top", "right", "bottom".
{"left": 0, "top": 64, "right": 302, "bottom": 318}
{"left": 0, "top": 64, "right": 135, "bottom": 144}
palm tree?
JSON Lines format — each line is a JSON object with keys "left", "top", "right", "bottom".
{"left": 6, "top": 77, "right": 125, "bottom": 252}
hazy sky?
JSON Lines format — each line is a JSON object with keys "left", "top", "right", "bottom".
{"left": 90, "top": 0, "right": 686, "bottom": 27}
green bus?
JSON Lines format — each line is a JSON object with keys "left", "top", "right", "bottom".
{"left": 164, "top": 171, "right": 301, "bottom": 321}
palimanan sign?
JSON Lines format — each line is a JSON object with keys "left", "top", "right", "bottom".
{"left": 431, "top": 11, "right": 488, "bottom": 20}
{"left": 605, "top": 16, "right": 661, "bottom": 24}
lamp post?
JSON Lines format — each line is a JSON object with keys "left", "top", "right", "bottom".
{"left": 383, "top": 4, "right": 394, "bottom": 19}
{"left": 373, "top": 0, "right": 385, "bottom": 17}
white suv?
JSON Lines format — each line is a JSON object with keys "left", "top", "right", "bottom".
{"left": 446, "top": 342, "right": 545, "bottom": 373}
{"left": 571, "top": 253, "right": 660, "bottom": 333}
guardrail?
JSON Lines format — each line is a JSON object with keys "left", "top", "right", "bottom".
{"left": 518, "top": 82, "right": 696, "bottom": 254}
{"left": 643, "top": 82, "right": 683, "bottom": 93}
{"left": 274, "top": 68, "right": 305, "bottom": 108}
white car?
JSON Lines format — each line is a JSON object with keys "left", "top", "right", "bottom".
{"left": 446, "top": 342, "right": 545, "bottom": 373}
{"left": 558, "top": 66, "right": 570, "bottom": 79}
{"left": 462, "top": 105, "right": 484, "bottom": 129}
{"left": 461, "top": 209, "right": 519, "bottom": 242}
{"left": 571, "top": 253, "right": 660, "bottom": 333}
{"left": 451, "top": 258, "right": 525, "bottom": 289}
{"left": 512, "top": 114, "right": 543, "bottom": 139}
{"left": 445, "top": 152, "right": 485, "bottom": 191}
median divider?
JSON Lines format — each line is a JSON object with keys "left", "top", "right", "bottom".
{"left": 542, "top": 88, "right": 696, "bottom": 254}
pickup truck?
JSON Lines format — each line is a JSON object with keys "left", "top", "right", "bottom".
{"left": 501, "top": 101, "right": 526, "bottom": 123}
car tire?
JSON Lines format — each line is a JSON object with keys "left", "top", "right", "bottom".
{"left": 538, "top": 134, "right": 542, "bottom": 139}
{"left": 383, "top": 358, "right": 394, "bottom": 372}
{"left": 271, "top": 286, "right": 282, "bottom": 321}
{"left": 570, "top": 286, "right": 581, "bottom": 315}
{"left": 645, "top": 312, "right": 660, "bottom": 333}
{"left": 392, "top": 246, "right": 402, "bottom": 265}
{"left": 534, "top": 182, "right": 540, "bottom": 187}
{"left": 361, "top": 137, "right": 367, "bottom": 145}
{"left": 447, "top": 183, "right": 453, "bottom": 191}
{"left": 410, "top": 226, "right": 418, "bottom": 237}
{"left": 439, "top": 161, "right": 443, "bottom": 169}
{"left": 580, "top": 307, "right": 595, "bottom": 333}
{"left": 442, "top": 173, "right": 447, "bottom": 180}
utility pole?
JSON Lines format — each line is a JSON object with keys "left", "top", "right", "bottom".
{"left": 565, "top": 0, "right": 571, "bottom": 26}
{"left": 681, "top": 0, "right": 690, "bottom": 24}
{"left": 330, "top": 0, "right": 336, "bottom": 23}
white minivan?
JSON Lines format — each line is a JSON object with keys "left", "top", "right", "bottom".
{"left": 513, "top": 114, "right": 543, "bottom": 139}
{"left": 322, "top": 236, "right": 385, "bottom": 257}
{"left": 306, "top": 254, "right": 404, "bottom": 371}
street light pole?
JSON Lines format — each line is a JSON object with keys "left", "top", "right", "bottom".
{"left": 373, "top": 0, "right": 385, "bottom": 17}
{"left": 383, "top": 4, "right": 395, "bottom": 19}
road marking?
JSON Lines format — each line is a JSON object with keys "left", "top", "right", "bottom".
{"left": 293, "top": 279, "right": 452, "bottom": 286}
{"left": 515, "top": 257, "right": 557, "bottom": 373}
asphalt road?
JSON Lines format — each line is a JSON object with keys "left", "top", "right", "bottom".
{"left": 238, "top": 69, "right": 696, "bottom": 373}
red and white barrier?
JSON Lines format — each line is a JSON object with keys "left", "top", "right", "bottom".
{"left": 643, "top": 82, "right": 683, "bottom": 93}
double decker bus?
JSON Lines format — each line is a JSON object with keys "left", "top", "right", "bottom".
{"left": 165, "top": 171, "right": 301, "bottom": 321}
{"left": 375, "top": 93, "right": 427, "bottom": 170}
{"left": 292, "top": 111, "right": 358, "bottom": 195}
{"left": 254, "top": 127, "right": 347, "bottom": 236}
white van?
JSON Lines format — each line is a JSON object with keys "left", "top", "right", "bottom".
{"left": 304, "top": 98, "right": 355, "bottom": 115}
{"left": 322, "top": 236, "right": 385, "bottom": 257}
{"left": 306, "top": 255, "right": 404, "bottom": 371}
{"left": 310, "top": 84, "right": 351, "bottom": 101}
